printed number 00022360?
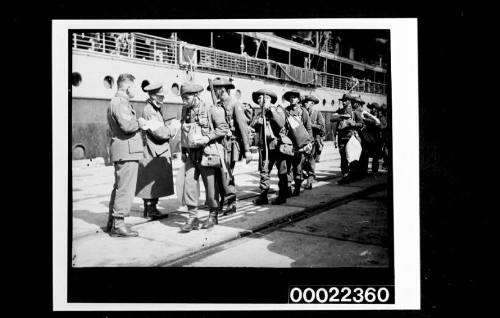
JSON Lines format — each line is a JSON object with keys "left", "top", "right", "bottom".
{"left": 288, "top": 286, "right": 392, "bottom": 304}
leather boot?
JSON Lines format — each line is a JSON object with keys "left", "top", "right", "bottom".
{"left": 304, "top": 177, "right": 313, "bottom": 190}
{"left": 109, "top": 218, "right": 138, "bottom": 237}
{"left": 271, "top": 195, "right": 287, "bottom": 205}
{"left": 292, "top": 182, "right": 301, "bottom": 196}
{"left": 143, "top": 201, "right": 149, "bottom": 218}
{"left": 253, "top": 191, "right": 269, "bottom": 205}
{"left": 180, "top": 217, "right": 200, "bottom": 233}
{"left": 222, "top": 193, "right": 237, "bottom": 206}
{"left": 202, "top": 209, "right": 219, "bottom": 229}
{"left": 146, "top": 200, "right": 162, "bottom": 218}
{"left": 223, "top": 203, "right": 237, "bottom": 216}
{"left": 106, "top": 217, "right": 113, "bottom": 232}
{"left": 286, "top": 187, "right": 293, "bottom": 198}
{"left": 337, "top": 173, "right": 352, "bottom": 185}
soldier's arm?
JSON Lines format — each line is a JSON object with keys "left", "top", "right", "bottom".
{"left": 180, "top": 106, "right": 188, "bottom": 155}
{"left": 234, "top": 103, "right": 251, "bottom": 152}
{"left": 330, "top": 113, "right": 341, "bottom": 122}
{"left": 269, "top": 106, "right": 286, "bottom": 128}
{"left": 208, "top": 105, "right": 230, "bottom": 141}
{"left": 143, "top": 107, "right": 175, "bottom": 141}
{"left": 302, "top": 111, "right": 313, "bottom": 138}
{"left": 112, "top": 99, "right": 140, "bottom": 133}
{"left": 318, "top": 112, "right": 326, "bottom": 132}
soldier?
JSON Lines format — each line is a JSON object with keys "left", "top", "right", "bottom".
{"left": 357, "top": 100, "right": 382, "bottom": 176}
{"left": 179, "top": 82, "right": 230, "bottom": 232}
{"left": 136, "top": 82, "right": 181, "bottom": 218}
{"left": 106, "top": 73, "right": 147, "bottom": 237}
{"left": 333, "top": 93, "right": 364, "bottom": 184}
{"left": 283, "top": 90, "right": 313, "bottom": 197}
{"left": 250, "top": 89, "right": 289, "bottom": 205}
{"left": 301, "top": 95, "right": 325, "bottom": 189}
{"left": 351, "top": 96, "right": 372, "bottom": 179}
{"left": 207, "top": 78, "right": 252, "bottom": 215}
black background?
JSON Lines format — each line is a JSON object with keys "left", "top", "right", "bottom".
{"left": 6, "top": 1, "right": 487, "bottom": 317}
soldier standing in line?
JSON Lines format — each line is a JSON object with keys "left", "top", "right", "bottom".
{"left": 333, "top": 94, "right": 364, "bottom": 184}
{"left": 282, "top": 89, "right": 313, "bottom": 197}
{"left": 135, "top": 83, "right": 181, "bottom": 218}
{"left": 250, "top": 89, "right": 289, "bottom": 205}
{"left": 357, "top": 100, "right": 382, "bottom": 176}
{"left": 106, "top": 73, "right": 148, "bottom": 237}
{"left": 179, "top": 82, "right": 230, "bottom": 232}
{"left": 352, "top": 95, "right": 371, "bottom": 179}
{"left": 302, "top": 95, "right": 325, "bottom": 189}
{"left": 207, "top": 78, "right": 252, "bottom": 215}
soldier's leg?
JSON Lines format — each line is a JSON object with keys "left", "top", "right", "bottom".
{"left": 180, "top": 155, "right": 202, "bottom": 232}
{"left": 316, "top": 136, "right": 323, "bottom": 162}
{"left": 339, "top": 141, "right": 348, "bottom": 175}
{"left": 371, "top": 155, "right": 379, "bottom": 174}
{"left": 291, "top": 152, "right": 304, "bottom": 196}
{"left": 183, "top": 154, "right": 201, "bottom": 209}
{"left": 358, "top": 142, "right": 369, "bottom": 179}
{"left": 108, "top": 161, "right": 139, "bottom": 237}
{"left": 305, "top": 144, "right": 316, "bottom": 189}
{"left": 199, "top": 166, "right": 219, "bottom": 209}
{"left": 272, "top": 153, "right": 288, "bottom": 205}
{"left": 286, "top": 158, "right": 293, "bottom": 197}
{"left": 310, "top": 144, "right": 317, "bottom": 179}
{"left": 202, "top": 166, "right": 223, "bottom": 228}
{"left": 144, "top": 197, "right": 162, "bottom": 218}
{"left": 254, "top": 148, "right": 270, "bottom": 205}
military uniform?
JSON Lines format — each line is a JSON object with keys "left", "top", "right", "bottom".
{"left": 302, "top": 95, "right": 325, "bottom": 189}
{"left": 282, "top": 90, "right": 313, "bottom": 197}
{"left": 135, "top": 83, "right": 177, "bottom": 217}
{"left": 180, "top": 82, "right": 230, "bottom": 231}
{"left": 334, "top": 94, "right": 363, "bottom": 184}
{"left": 358, "top": 102, "right": 381, "bottom": 175}
{"left": 106, "top": 89, "right": 144, "bottom": 236}
{"left": 250, "top": 89, "right": 289, "bottom": 205}
{"left": 207, "top": 78, "right": 251, "bottom": 213}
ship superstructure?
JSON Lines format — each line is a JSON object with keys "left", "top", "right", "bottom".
{"left": 71, "top": 31, "right": 389, "bottom": 162}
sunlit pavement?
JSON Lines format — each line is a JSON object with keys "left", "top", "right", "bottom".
{"left": 71, "top": 141, "right": 388, "bottom": 267}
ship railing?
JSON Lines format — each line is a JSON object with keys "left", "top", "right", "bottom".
{"left": 317, "top": 72, "right": 386, "bottom": 95}
{"left": 268, "top": 61, "right": 316, "bottom": 85}
{"left": 196, "top": 47, "right": 268, "bottom": 77}
{"left": 72, "top": 32, "right": 386, "bottom": 95}
{"left": 72, "top": 32, "right": 179, "bottom": 65}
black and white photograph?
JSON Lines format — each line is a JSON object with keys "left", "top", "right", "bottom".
{"left": 53, "top": 19, "right": 419, "bottom": 310}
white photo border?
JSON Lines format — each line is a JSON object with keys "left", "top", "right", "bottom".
{"left": 53, "top": 18, "right": 419, "bottom": 310}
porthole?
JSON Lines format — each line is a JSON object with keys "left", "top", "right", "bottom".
{"left": 171, "top": 82, "right": 180, "bottom": 95}
{"left": 72, "top": 72, "right": 82, "bottom": 87}
{"left": 141, "top": 79, "right": 150, "bottom": 92}
{"left": 103, "top": 75, "right": 114, "bottom": 89}
{"left": 72, "top": 144, "right": 86, "bottom": 160}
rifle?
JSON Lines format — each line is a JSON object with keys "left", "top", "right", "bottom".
{"left": 207, "top": 79, "right": 229, "bottom": 176}
{"left": 347, "top": 78, "right": 359, "bottom": 94}
{"left": 260, "top": 98, "right": 269, "bottom": 167}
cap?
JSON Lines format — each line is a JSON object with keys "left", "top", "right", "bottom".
{"left": 339, "top": 93, "right": 356, "bottom": 102}
{"left": 180, "top": 82, "right": 204, "bottom": 96}
{"left": 144, "top": 82, "right": 165, "bottom": 96}
{"left": 353, "top": 95, "right": 365, "bottom": 105}
{"left": 206, "top": 77, "right": 235, "bottom": 90}
{"left": 302, "top": 94, "right": 319, "bottom": 104}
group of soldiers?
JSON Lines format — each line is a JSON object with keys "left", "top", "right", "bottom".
{"left": 105, "top": 73, "right": 381, "bottom": 237}
{"left": 331, "top": 93, "right": 388, "bottom": 184}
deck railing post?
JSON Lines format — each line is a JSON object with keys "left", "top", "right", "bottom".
{"left": 102, "top": 33, "right": 106, "bottom": 53}
{"left": 153, "top": 40, "right": 157, "bottom": 61}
